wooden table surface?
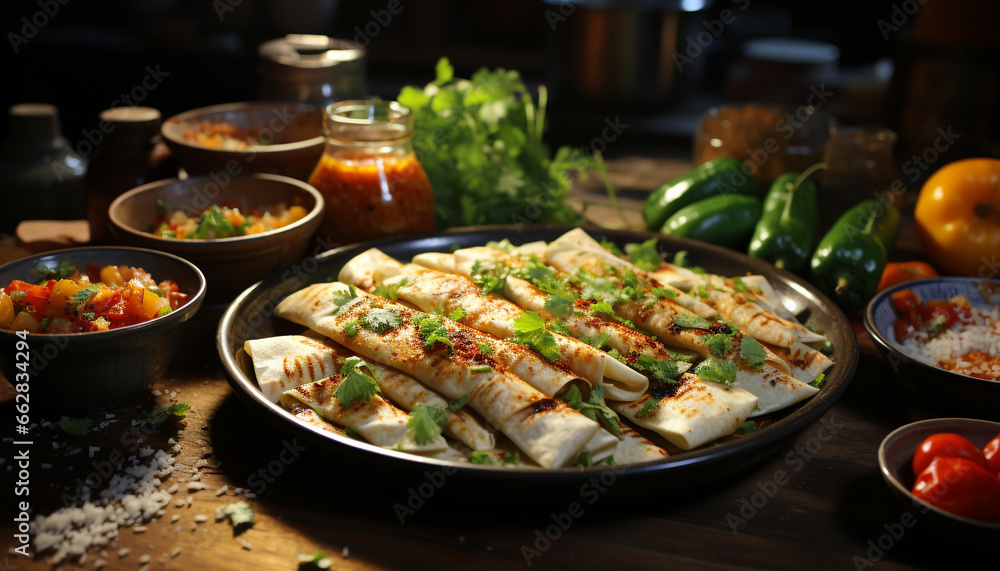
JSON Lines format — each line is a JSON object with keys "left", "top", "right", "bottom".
{"left": 1, "top": 156, "right": 995, "bottom": 571}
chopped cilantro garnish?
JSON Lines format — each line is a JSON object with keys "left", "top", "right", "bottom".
{"left": 155, "top": 198, "right": 171, "bottom": 215}
{"left": 71, "top": 284, "right": 101, "bottom": 308}
{"left": 470, "top": 260, "right": 509, "bottom": 296}
{"left": 925, "top": 314, "right": 948, "bottom": 336}
{"left": 649, "top": 287, "right": 678, "bottom": 301}
{"left": 145, "top": 403, "right": 190, "bottom": 426}
{"left": 40, "top": 317, "right": 52, "bottom": 332}
{"left": 731, "top": 276, "right": 750, "bottom": 293}
{"left": 447, "top": 306, "right": 467, "bottom": 322}
{"left": 512, "top": 310, "right": 562, "bottom": 361}
{"left": 58, "top": 417, "right": 93, "bottom": 436}
{"left": 705, "top": 333, "right": 733, "bottom": 357}
{"left": 625, "top": 238, "right": 662, "bottom": 271}
{"left": 580, "top": 332, "right": 611, "bottom": 350}
{"left": 606, "top": 348, "right": 626, "bottom": 363}
{"left": 407, "top": 405, "right": 448, "bottom": 445}
{"left": 576, "top": 451, "right": 593, "bottom": 467}
{"left": 558, "top": 385, "right": 621, "bottom": 439}
{"left": 476, "top": 341, "right": 495, "bottom": 356}
{"left": 333, "top": 357, "right": 380, "bottom": 408}
{"left": 598, "top": 238, "right": 624, "bottom": 257}
{"left": 502, "top": 451, "right": 520, "bottom": 465}
{"left": 345, "top": 320, "right": 358, "bottom": 337}
{"left": 331, "top": 285, "right": 359, "bottom": 315}
{"left": 809, "top": 372, "right": 827, "bottom": 388}
{"left": 412, "top": 313, "right": 454, "bottom": 352}
{"left": 447, "top": 394, "right": 470, "bottom": 413}
{"left": 470, "top": 450, "right": 493, "bottom": 464}
{"left": 192, "top": 205, "right": 237, "bottom": 239}
{"left": 633, "top": 355, "right": 681, "bottom": 383}
{"left": 81, "top": 312, "right": 96, "bottom": 320}
{"left": 694, "top": 357, "right": 738, "bottom": 385}
{"left": 694, "top": 284, "right": 710, "bottom": 299}
{"left": 735, "top": 420, "right": 757, "bottom": 435}
{"left": 33, "top": 262, "right": 77, "bottom": 282}
{"left": 605, "top": 456, "right": 616, "bottom": 466}
{"left": 672, "top": 313, "right": 712, "bottom": 330}
{"left": 372, "top": 278, "right": 408, "bottom": 301}
{"left": 738, "top": 336, "right": 767, "bottom": 368}
{"left": 637, "top": 396, "right": 661, "bottom": 418}
{"left": 359, "top": 308, "right": 402, "bottom": 333}
{"left": 217, "top": 501, "right": 255, "bottom": 533}
{"left": 470, "top": 364, "right": 493, "bottom": 373}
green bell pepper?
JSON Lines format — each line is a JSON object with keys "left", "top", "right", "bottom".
{"left": 642, "top": 157, "right": 757, "bottom": 231}
{"left": 809, "top": 199, "right": 901, "bottom": 311}
{"left": 747, "top": 163, "right": 826, "bottom": 275}
{"left": 660, "top": 194, "right": 763, "bottom": 249}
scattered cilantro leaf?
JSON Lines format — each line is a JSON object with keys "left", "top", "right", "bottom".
{"left": 558, "top": 385, "right": 621, "bottom": 439}
{"left": 470, "top": 260, "right": 509, "bottom": 296}
{"left": 412, "top": 313, "right": 454, "bottom": 352}
{"left": 512, "top": 310, "right": 562, "bottom": 361}
{"left": 673, "top": 313, "right": 712, "bottom": 330}
{"left": 217, "top": 501, "right": 255, "bottom": 534}
{"left": 447, "top": 394, "right": 470, "bottom": 413}
{"left": 637, "top": 396, "right": 661, "bottom": 418}
{"left": 331, "top": 285, "right": 359, "bottom": 315}
{"left": 470, "top": 364, "right": 493, "bottom": 373}
{"left": 359, "top": 308, "right": 402, "bottom": 333}
{"left": 58, "top": 417, "right": 93, "bottom": 436}
{"left": 625, "top": 238, "right": 662, "bottom": 271}
{"left": 447, "top": 306, "right": 467, "bottom": 322}
{"left": 649, "top": 287, "right": 678, "bottom": 301}
{"left": 502, "top": 451, "right": 520, "bottom": 465}
{"left": 809, "top": 372, "right": 827, "bottom": 388}
{"left": 372, "top": 278, "right": 408, "bottom": 301}
{"left": 731, "top": 276, "right": 750, "bottom": 293}
{"left": 576, "top": 451, "right": 593, "bottom": 467}
{"left": 735, "top": 420, "right": 756, "bottom": 436}
{"left": 470, "top": 450, "right": 493, "bottom": 464}
{"left": 580, "top": 332, "right": 611, "bottom": 350}
{"left": 192, "top": 205, "right": 237, "bottom": 239}
{"left": 345, "top": 320, "right": 358, "bottom": 337}
{"left": 34, "top": 262, "right": 77, "bottom": 282}
{"left": 633, "top": 355, "right": 680, "bottom": 384}
{"left": 145, "top": 403, "right": 191, "bottom": 427}
{"left": 407, "top": 405, "right": 448, "bottom": 445}
{"left": 476, "top": 341, "right": 495, "bottom": 356}
{"left": 738, "top": 336, "right": 767, "bottom": 368}
{"left": 599, "top": 238, "right": 624, "bottom": 257}
{"left": 605, "top": 456, "right": 616, "bottom": 466}
{"left": 694, "top": 357, "right": 738, "bottom": 385}
{"left": 71, "top": 284, "right": 101, "bottom": 307}
{"left": 705, "top": 333, "right": 734, "bottom": 357}
{"left": 333, "top": 357, "right": 380, "bottom": 407}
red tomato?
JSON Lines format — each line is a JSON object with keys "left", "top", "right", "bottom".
{"left": 911, "top": 457, "right": 1000, "bottom": 523}
{"left": 985, "top": 432, "right": 1000, "bottom": 476}
{"left": 891, "top": 289, "right": 921, "bottom": 315}
{"left": 912, "top": 433, "right": 989, "bottom": 475}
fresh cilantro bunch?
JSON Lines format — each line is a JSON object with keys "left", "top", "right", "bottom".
{"left": 398, "top": 58, "right": 592, "bottom": 229}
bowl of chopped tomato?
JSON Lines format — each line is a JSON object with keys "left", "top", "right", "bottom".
{"left": 879, "top": 418, "right": 1000, "bottom": 540}
{"left": 160, "top": 101, "right": 323, "bottom": 181}
{"left": 109, "top": 173, "right": 324, "bottom": 301}
{"left": 864, "top": 277, "right": 1000, "bottom": 416}
{"left": 0, "top": 247, "right": 206, "bottom": 412}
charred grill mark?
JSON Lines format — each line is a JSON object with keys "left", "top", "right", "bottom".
{"left": 531, "top": 398, "right": 559, "bottom": 415}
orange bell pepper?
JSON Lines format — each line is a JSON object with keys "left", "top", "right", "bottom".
{"left": 877, "top": 261, "right": 939, "bottom": 291}
{"left": 914, "top": 158, "right": 1000, "bottom": 277}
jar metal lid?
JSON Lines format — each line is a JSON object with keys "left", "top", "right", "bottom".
{"left": 259, "top": 34, "right": 365, "bottom": 72}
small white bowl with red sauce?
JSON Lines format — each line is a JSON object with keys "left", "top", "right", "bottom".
{"left": 864, "top": 277, "right": 1000, "bottom": 416}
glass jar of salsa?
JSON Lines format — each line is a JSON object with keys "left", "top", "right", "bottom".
{"left": 307, "top": 100, "right": 434, "bottom": 244}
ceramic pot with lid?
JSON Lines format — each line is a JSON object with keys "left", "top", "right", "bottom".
{"left": 258, "top": 34, "right": 367, "bottom": 109}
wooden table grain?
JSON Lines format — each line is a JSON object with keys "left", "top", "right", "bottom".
{"left": 1, "top": 155, "right": 994, "bottom": 571}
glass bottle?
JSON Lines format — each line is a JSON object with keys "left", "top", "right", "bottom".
{"left": 0, "top": 103, "right": 87, "bottom": 233}
{"left": 83, "top": 106, "right": 177, "bottom": 244}
{"left": 307, "top": 100, "right": 435, "bottom": 245}
{"left": 818, "top": 124, "right": 902, "bottom": 233}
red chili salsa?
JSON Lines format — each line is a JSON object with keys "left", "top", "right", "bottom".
{"left": 0, "top": 262, "right": 189, "bottom": 334}
{"left": 890, "top": 289, "right": 972, "bottom": 341}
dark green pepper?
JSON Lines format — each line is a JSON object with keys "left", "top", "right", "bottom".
{"left": 642, "top": 157, "right": 757, "bottom": 231}
{"left": 660, "top": 194, "right": 763, "bottom": 249}
{"left": 809, "top": 199, "right": 901, "bottom": 311}
{"left": 747, "top": 163, "right": 826, "bottom": 275}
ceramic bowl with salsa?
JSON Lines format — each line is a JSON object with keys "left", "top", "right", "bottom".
{"left": 0, "top": 247, "right": 206, "bottom": 412}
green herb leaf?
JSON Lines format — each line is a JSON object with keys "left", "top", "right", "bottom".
{"left": 145, "top": 403, "right": 191, "bottom": 426}
{"left": 192, "top": 205, "right": 236, "bottom": 239}
{"left": 331, "top": 285, "right": 359, "bottom": 315}
{"left": 731, "top": 276, "right": 750, "bottom": 293}
{"left": 345, "top": 320, "right": 358, "bottom": 337}
{"left": 694, "top": 357, "right": 738, "bottom": 385}
{"left": 71, "top": 284, "right": 101, "bottom": 308}
{"left": 735, "top": 420, "right": 756, "bottom": 435}
{"left": 217, "top": 501, "right": 255, "bottom": 533}
{"left": 447, "top": 306, "right": 467, "bottom": 322}
{"left": 580, "top": 332, "right": 611, "bottom": 350}
{"left": 809, "top": 372, "right": 827, "bottom": 388}
{"left": 503, "top": 451, "right": 520, "bottom": 465}
{"left": 705, "top": 333, "right": 733, "bottom": 357}
{"left": 739, "top": 335, "right": 767, "bottom": 368}
{"left": 599, "top": 238, "right": 624, "bottom": 257}
{"left": 558, "top": 385, "right": 621, "bottom": 439}
{"left": 333, "top": 357, "right": 380, "bottom": 408}
{"left": 447, "top": 394, "right": 470, "bottom": 413}
{"left": 633, "top": 355, "right": 681, "bottom": 384}
{"left": 470, "top": 450, "right": 493, "bottom": 464}
{"left": 576, "top": 451, "right": 593, "bottom": 467}
{"left": 372, "top": 278, "right": 408, "bottom": 301}
{"left": 470, "top": 364, "right": 493, "bottom": 373}
{"left": 407, "top": 405, "right": 448, "bottom": 445}
{"left": 470, "top": 260, "right": 509, "bottom": 296}
{"left": 637, "top": 397, "right": 661, "bottom": 419}
{"left": 359, "top": 308, "right": 403, "bottom": 333}
{"left": 512, "top": 310, "right": 562, "bottom": 361}
{"left": 58, "top": 417, "right": 93, "bottom": 436}
{"left": 33, "top": 262, "right": 77, "bottom": 282}
{"left": 673, "top": 313, "right": 712, "bottom": 330}
{"left": 476, "top": 341, "right": 495, "bottom": 356}
{"left": 625, "top": 238, "right": 661, "bottom": 271}
{"left": 412, "top": 313, "right": 454, "bottom": 352}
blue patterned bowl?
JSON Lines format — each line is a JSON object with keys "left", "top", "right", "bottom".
{"left": 863, "top": 277, "right": 1000, "bottom": 418}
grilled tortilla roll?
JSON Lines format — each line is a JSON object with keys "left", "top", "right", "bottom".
{"left": 275, "top": 283, "right": 599, "bottom": 468}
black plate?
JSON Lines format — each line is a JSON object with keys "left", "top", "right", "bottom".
{"left": 216, "top": 225, "right": 858, "bottom": 488}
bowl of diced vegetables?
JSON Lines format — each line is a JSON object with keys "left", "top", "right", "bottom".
{"left": 108, "top": 173, "right": 325, "bottom": 301}
{"left": 160, "top": 101, "right": 324, "bottom": 181}
{"left": 0, "top": 247, "right": 206, "bottom": 412}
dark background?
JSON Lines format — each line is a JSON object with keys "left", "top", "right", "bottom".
{"left": 1, "top": 0, "right": 998, "bottom": 161}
